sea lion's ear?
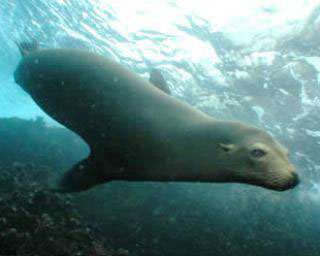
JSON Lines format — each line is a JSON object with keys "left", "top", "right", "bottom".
{"left": 219, "top": 143, "right": 235, "bottom": 153}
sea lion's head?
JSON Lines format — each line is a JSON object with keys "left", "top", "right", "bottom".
{"left": 212, "top": 121, "right": 299, "bottom": 191}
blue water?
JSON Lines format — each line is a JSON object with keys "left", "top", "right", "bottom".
{"left": 1, "top": 0, "right": 317, "bottom": 122}
{"left": 2, "top": 1, "right": 320, "bottom": 255}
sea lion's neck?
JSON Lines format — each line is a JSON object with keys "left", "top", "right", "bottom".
{"left": 114, "top": 119, "right": 234, "bottom": 183}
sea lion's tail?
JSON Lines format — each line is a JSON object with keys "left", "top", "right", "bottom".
{"left": 15, "top": 39, "right": 39, "bottom": 57}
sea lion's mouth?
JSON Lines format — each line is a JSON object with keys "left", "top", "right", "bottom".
{"left": 283, "top": 172, "right": 300, "bottom": 190}
{"left": 265, "top": 172, "right": 300, "bottom": 191}
{"left": 241, "top": 171, "right": 300, "bottom": 191}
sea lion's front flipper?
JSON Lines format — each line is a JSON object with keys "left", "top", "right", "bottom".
{"left": 58, "top": 156, "right": 110, "bottom": 193}
{"left": 149, "top": 69, "right": 171, "bottom": 95}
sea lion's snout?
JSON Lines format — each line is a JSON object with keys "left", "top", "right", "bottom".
{"left": 284, "top": 161, "right": 300, "bottom": 189}
{"left": 275, "top": 171, "right": 300, "bottom": 191}
{"left": 288, "top": 172, "right": 300, "bottom": 188}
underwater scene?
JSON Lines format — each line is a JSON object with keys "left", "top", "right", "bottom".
{"left": 1, "top": 0, "right": 320, "bottom": 255}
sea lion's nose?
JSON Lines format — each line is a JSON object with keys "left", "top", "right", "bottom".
{"left": 289, "top": 172, "right": 300, "bottom": 188}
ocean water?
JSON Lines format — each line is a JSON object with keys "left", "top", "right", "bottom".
{"left": 2, "top": 1, "right": 320, "bottom": 255}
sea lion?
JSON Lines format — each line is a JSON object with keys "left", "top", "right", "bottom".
{"left": 14, "top": 41, "right": 299, "bottom": 192}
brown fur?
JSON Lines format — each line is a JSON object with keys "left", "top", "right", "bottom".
{"left": 14, "top": 43, "right": 299, "bottom": 192}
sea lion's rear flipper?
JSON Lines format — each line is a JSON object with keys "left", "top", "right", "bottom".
{"left": 15, "top": 39, "right": 39, "bottom": 57}
{"left": 57, "top": 156, "right": 110, "bottom": 193}
{"left": 149, "top": 68, "right": 171, "bottom": 95}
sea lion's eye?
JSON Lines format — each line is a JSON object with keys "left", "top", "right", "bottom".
{"left": 250, "top": 149, "right": 266, "bottom": 158}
